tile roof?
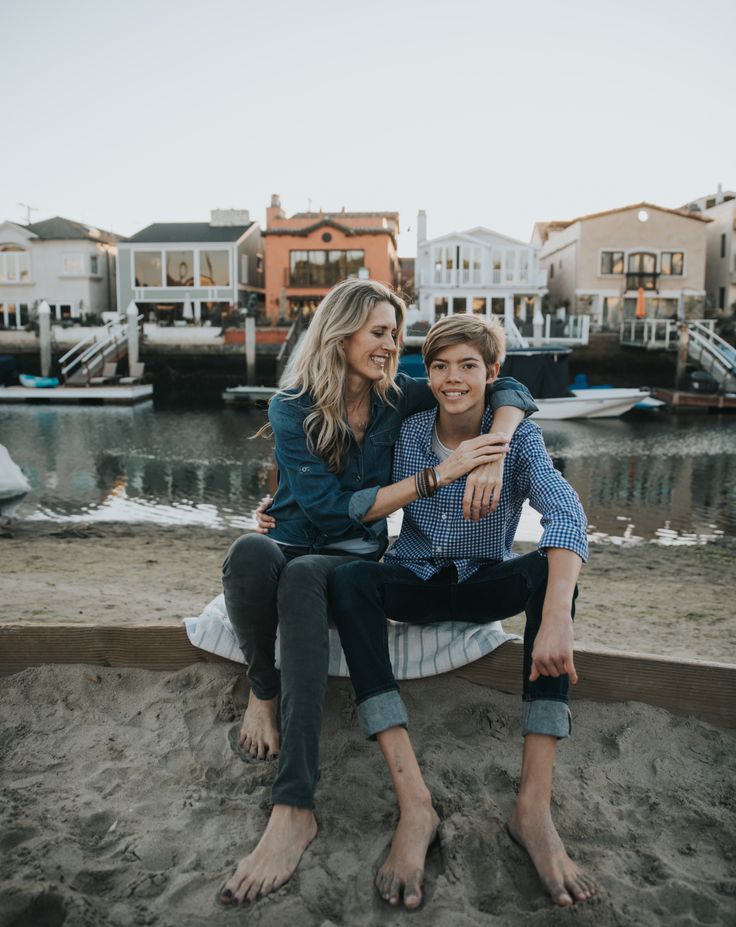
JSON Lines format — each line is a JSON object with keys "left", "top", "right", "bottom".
{"left": 26, "top": 216, "right": 122, "bottom": 243}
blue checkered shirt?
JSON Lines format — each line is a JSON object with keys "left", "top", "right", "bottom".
{"left": 384, "top": 406, "right": 588, "bottom": 581}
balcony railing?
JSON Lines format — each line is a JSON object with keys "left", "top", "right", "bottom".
{"left": 625, "top": 273, "right": 659, "bottom": 291}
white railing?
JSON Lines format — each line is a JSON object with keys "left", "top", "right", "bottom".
{"left": 619, "top": 318, "right": 716, "bottom": 349}
{"left": 542, "top": 314, "right": 590, "bottom": 345}
{"left": 61, "top": 314, "right": 142, "bottom": 384}
{"left": 687, "top": 321, "right": 736, "bottom": 387}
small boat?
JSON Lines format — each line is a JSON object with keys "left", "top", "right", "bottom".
{"left": 19, "top": 374, "right": 59, "bottom": 388}
{"left": 534, "top": 389, "right": 652, "bottom": 420}
{"left": 0, "top": 445, "right": 31, "bottom": 518}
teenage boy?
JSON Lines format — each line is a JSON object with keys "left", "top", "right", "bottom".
{"left": 329, "top": 314, "right": 597, "bottom": 911}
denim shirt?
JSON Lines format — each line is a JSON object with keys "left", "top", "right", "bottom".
{"left": 266, "top": 373, "right": 537, "bottom": 552}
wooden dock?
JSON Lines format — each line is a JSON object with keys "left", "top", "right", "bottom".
{"left": 651, "top": 388, "right": 736, "bottom": 411}
{"left": 1, "top": 624, "right": 733, "bottom": 730}
{"left": 0, "top": 384, "right": 153, "bottom": 405}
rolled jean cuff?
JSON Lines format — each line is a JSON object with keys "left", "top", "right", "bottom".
{"left": 357, "top": 690, "right": 408, "bottom": 740}
{"left": 522, "top": 699, "right": 571, "bottom": 740}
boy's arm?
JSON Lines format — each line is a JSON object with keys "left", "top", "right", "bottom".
{"left": 529, "top": 548, "right": 581, "bottom": 684}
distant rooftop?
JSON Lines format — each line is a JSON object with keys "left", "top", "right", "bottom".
{"left": 127, "top": 222, "right": 253, "bottom": 244}
{"left": 26, "top": 216, "right": 122, "bottom": 243}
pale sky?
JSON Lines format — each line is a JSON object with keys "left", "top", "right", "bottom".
{"left": 4, "top": 0, "right": 735, "bottom": 252}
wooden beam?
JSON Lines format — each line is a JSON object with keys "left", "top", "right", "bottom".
{"left": 1, "top": 626, "right": 734, "bottom": 729}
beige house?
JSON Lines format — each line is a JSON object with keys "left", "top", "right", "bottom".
{"left": 681, "top": 186, "right": 736, "bottom": 313}
{"left": 533, "top": 203, "right": 711, "bottom": 332}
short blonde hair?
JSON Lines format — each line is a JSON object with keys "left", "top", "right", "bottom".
{"left": 422, "top": 314, "right": 505, "bottom": 371}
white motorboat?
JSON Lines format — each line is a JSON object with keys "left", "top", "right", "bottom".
{"left": 534, "top": 389, "right": 652, "bottom": 420}
{"left": 0, "top": 445, "right": 31, "bottom": 518}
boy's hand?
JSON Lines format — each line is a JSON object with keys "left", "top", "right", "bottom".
{"left": 529, "top": 613, "right": 578, "bottom": 684}
{"left": 464, "top": 456, "right": 504, "bottom": 521}
{"left": 254, "top": 495, "right": 275, "bottom": 534}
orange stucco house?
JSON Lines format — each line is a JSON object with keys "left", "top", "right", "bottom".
{"left": 262, "top": 195, "right": 400, "bottom": 322}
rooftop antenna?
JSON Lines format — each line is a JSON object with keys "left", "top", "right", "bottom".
{"left": 307, "top": 197, "right": 312, "bottom": 212}
{"left": 17, "top": 202, "right": 38, "bottom": 224}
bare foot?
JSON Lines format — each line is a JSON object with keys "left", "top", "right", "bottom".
{"left": 239, "top": 690, "right": 279, "bottom": 759}
{"left": 507, "top": 803, "right": 597, "bottom": 907}
{"left": 220, "top": 804, "right": 317, "bottom": 904}
{"left": 376, "top": 800, "right": 439, "bottom": 909}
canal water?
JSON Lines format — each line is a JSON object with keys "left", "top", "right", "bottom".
{"left": 1, "top": 402, "right": 734, "bottom": 546}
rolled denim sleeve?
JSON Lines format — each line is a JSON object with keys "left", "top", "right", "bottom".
{"left": 269, "top": 396, "right": 383, "bottom": 538}
{"left": 488, "top": 377, "right": 538, "bottom": 415}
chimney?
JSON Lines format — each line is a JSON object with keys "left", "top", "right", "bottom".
{"left": 417, "top": 209, "right": 427, "bottom": 244}
{"left": 267, "top": 194, "right": 285, "bottom": 228}
{"left": 716, "top": 183, "right": 724, "bottom": 205}
{"left": 210, "top": 209, "right": 250, "bottom": 227}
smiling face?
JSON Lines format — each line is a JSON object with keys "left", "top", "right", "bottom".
{"left": 427, "top": 341, "right": 499, "bottom": 419}
{"left": 341, "top": 300, "right": 398, "bottom": 385}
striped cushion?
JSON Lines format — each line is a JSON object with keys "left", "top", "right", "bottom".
{"left": 183, "top": 593, "right": 518, "bottom": 680}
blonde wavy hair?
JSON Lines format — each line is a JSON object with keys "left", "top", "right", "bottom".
{"left": 270, "top": 278, "right": 405, "bottom": 473}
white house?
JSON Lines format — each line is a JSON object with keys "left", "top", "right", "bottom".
{"left": 414, "top": 211, "right": 549, "bottom": 344}
{"left": 0, "top": 216, "right": 119, "bottom": 329}
{"left": 681, "top": 185, "right": 736, "bottom": 313}
{"left": 116, "top": 210, "right": 263, "bottom": 327}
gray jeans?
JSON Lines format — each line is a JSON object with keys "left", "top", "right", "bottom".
{"left": 222, "top": 533, "right": 364, "bottom": 809}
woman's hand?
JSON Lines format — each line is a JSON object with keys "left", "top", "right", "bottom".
{"left": 436, "top": 432, "right": 509, "bottom": 509}
{"left": 254, "top": 494, "right": 276, "bottom": 534}
{"left": 463, "top": 456, "right": 505, "bottom": 521}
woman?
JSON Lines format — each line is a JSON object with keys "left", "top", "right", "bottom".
{"left": 219, "top": 278, "right": 535, "bottom": 906}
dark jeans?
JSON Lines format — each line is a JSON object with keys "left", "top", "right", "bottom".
{"left": 222, "top": 533, "right": 369, "bottom": 809}
{"left": 329, "top": 551, "right": 576, "bottom": 739}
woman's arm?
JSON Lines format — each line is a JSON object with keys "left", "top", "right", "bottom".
{"left": 360, "top": 432, "right": 509, "bottom": 523}
{"left": 463, "top": 404, "right": 524, "bottom": 521}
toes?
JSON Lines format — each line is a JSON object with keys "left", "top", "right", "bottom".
{"left": 404, "top": 872, "right": 423, "bottom": 909}
{"left": 551, "top": 887, "right": 574, "bottom": 907}
{"left": 387, "top": 874, "right": 401, "bottom": 905}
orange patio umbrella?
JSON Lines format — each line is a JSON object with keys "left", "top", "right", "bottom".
{"left": 635, "top": 287, "right": 646, "bottom": 319}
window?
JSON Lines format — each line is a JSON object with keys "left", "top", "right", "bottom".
{"left": 90, "top": 255, "right": 99, "bottom": 275}
{"left": 453, "top": 297, "right": 467, "bottom": 313}
{"left": 721, "top": 234, "right": 727, "bottom": 259}
{"left": 166, "top": 251, "right": 195, "bottom": 286}
{"left": 472, "top": 297, "right": 486, "bottom": 315}
{"left": 626, "top": 252, "right": 658, "bottom": 290}
{"left": 0, "top": 245, "right": 30, "bottom": 282}
{"left": 549, "top": 263, "right": 554, "bottom": 279}
{"left": 519, "top": 251, "right": 530, "bottom": 283}
{"left": 434, "top": 297, "right": 448, "bottom": 321}
{"left": 491, "top": 253, "right": 502, "bottom": 284}
{"left": 505, "top": 250, "right": 516, "bottom": 283}
{"left": 660, "top": 252, "right": 684, "bottom": 275}
{"left": 63, "top": 253, "right": 84, "bottom": 274}
{"left": 289, "top": 250, "right": 365, "bottom": 286}
{"left": 600, "top": 251, "right": 624, "bottom": 275}
{"left": 134, "top": 252, "right": 163, "bottom": 287}
{"left": 719, "top": 287, "right": 726, "bottom": 309}
{"left": 200, "top": 250, "right": 230, "bottom": 286}
{"left": 459, "top": 246, "right": 481, "bottom": 284}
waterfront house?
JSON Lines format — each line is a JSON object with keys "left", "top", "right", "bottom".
{"left": 262, "top": 195, "right": 399, "bottom": 323}
{"left": 533, "top": 203, "right": 710, "bottom": 332}
{"left": 414, "top": 211, "right": 550, "bottom": 344}
{"left": 0, "top": 216, "right": 119, "bottom": 329}
{"left": 681, "top": 186, "right": 736, "bottom": 313}
{"left": 116, "top": 210, "right": 263, "bottom": 327}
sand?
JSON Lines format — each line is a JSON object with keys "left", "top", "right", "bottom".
{"left": 2, "top": 521, "right": 734, "bottom": 663}
{"left": 1, "top": 523, "right": 735, "bottom": 925}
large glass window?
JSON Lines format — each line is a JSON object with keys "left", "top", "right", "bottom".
{"left": 63, "top": 253, "right": 84, "bottom": 274}
{"left": 134, "top": 251, "right": 163, "bottom": 287}
{"left": 459, "top": 246, "right": 481, "bottom": 284}
{"left": 505, "top": 250, "right": 516, "bottom": 283}
{"left": 660, "top": 252, "right": 684, "bottom": 275}
{"left": 626, "top": 252, "right": 658, "bottom": 290}
{"left": 434, "top": 297, "right": 448, "bottom": 321}
{"left": 90, "top": 255, "right": 99, "bottom": 275}
{"left": 452, "top": 297, "right": 467, "bottom": 313}
{"left": 519, "top": 251, "right": 530, "bottom": 283}
{"left": 166, "top": 251, "right": 195, "bottom": 287}
{"left": 289, "top": 250, "right": 365, "bottom": 286}
{"left": 601, "top": 251, "right": 624, "bottom": 275}
{"left": 472, "top": 297, "right": 486, "bottom": 315}
{"left": 491, "top": 253, "right": 502, "bottom": 284}
{"left": 200, "top": 250, "right": 230, "bottom": 286}
{"left": 0, "top": 246, "right": 30, "bottom": 282}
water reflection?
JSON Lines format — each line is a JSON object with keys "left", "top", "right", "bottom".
{"left": 1, "top": 405, "right": 734, "bottom": 543}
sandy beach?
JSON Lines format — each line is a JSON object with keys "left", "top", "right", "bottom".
{"left": 1, "top": 523, "right": 735, "bottom": 925}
